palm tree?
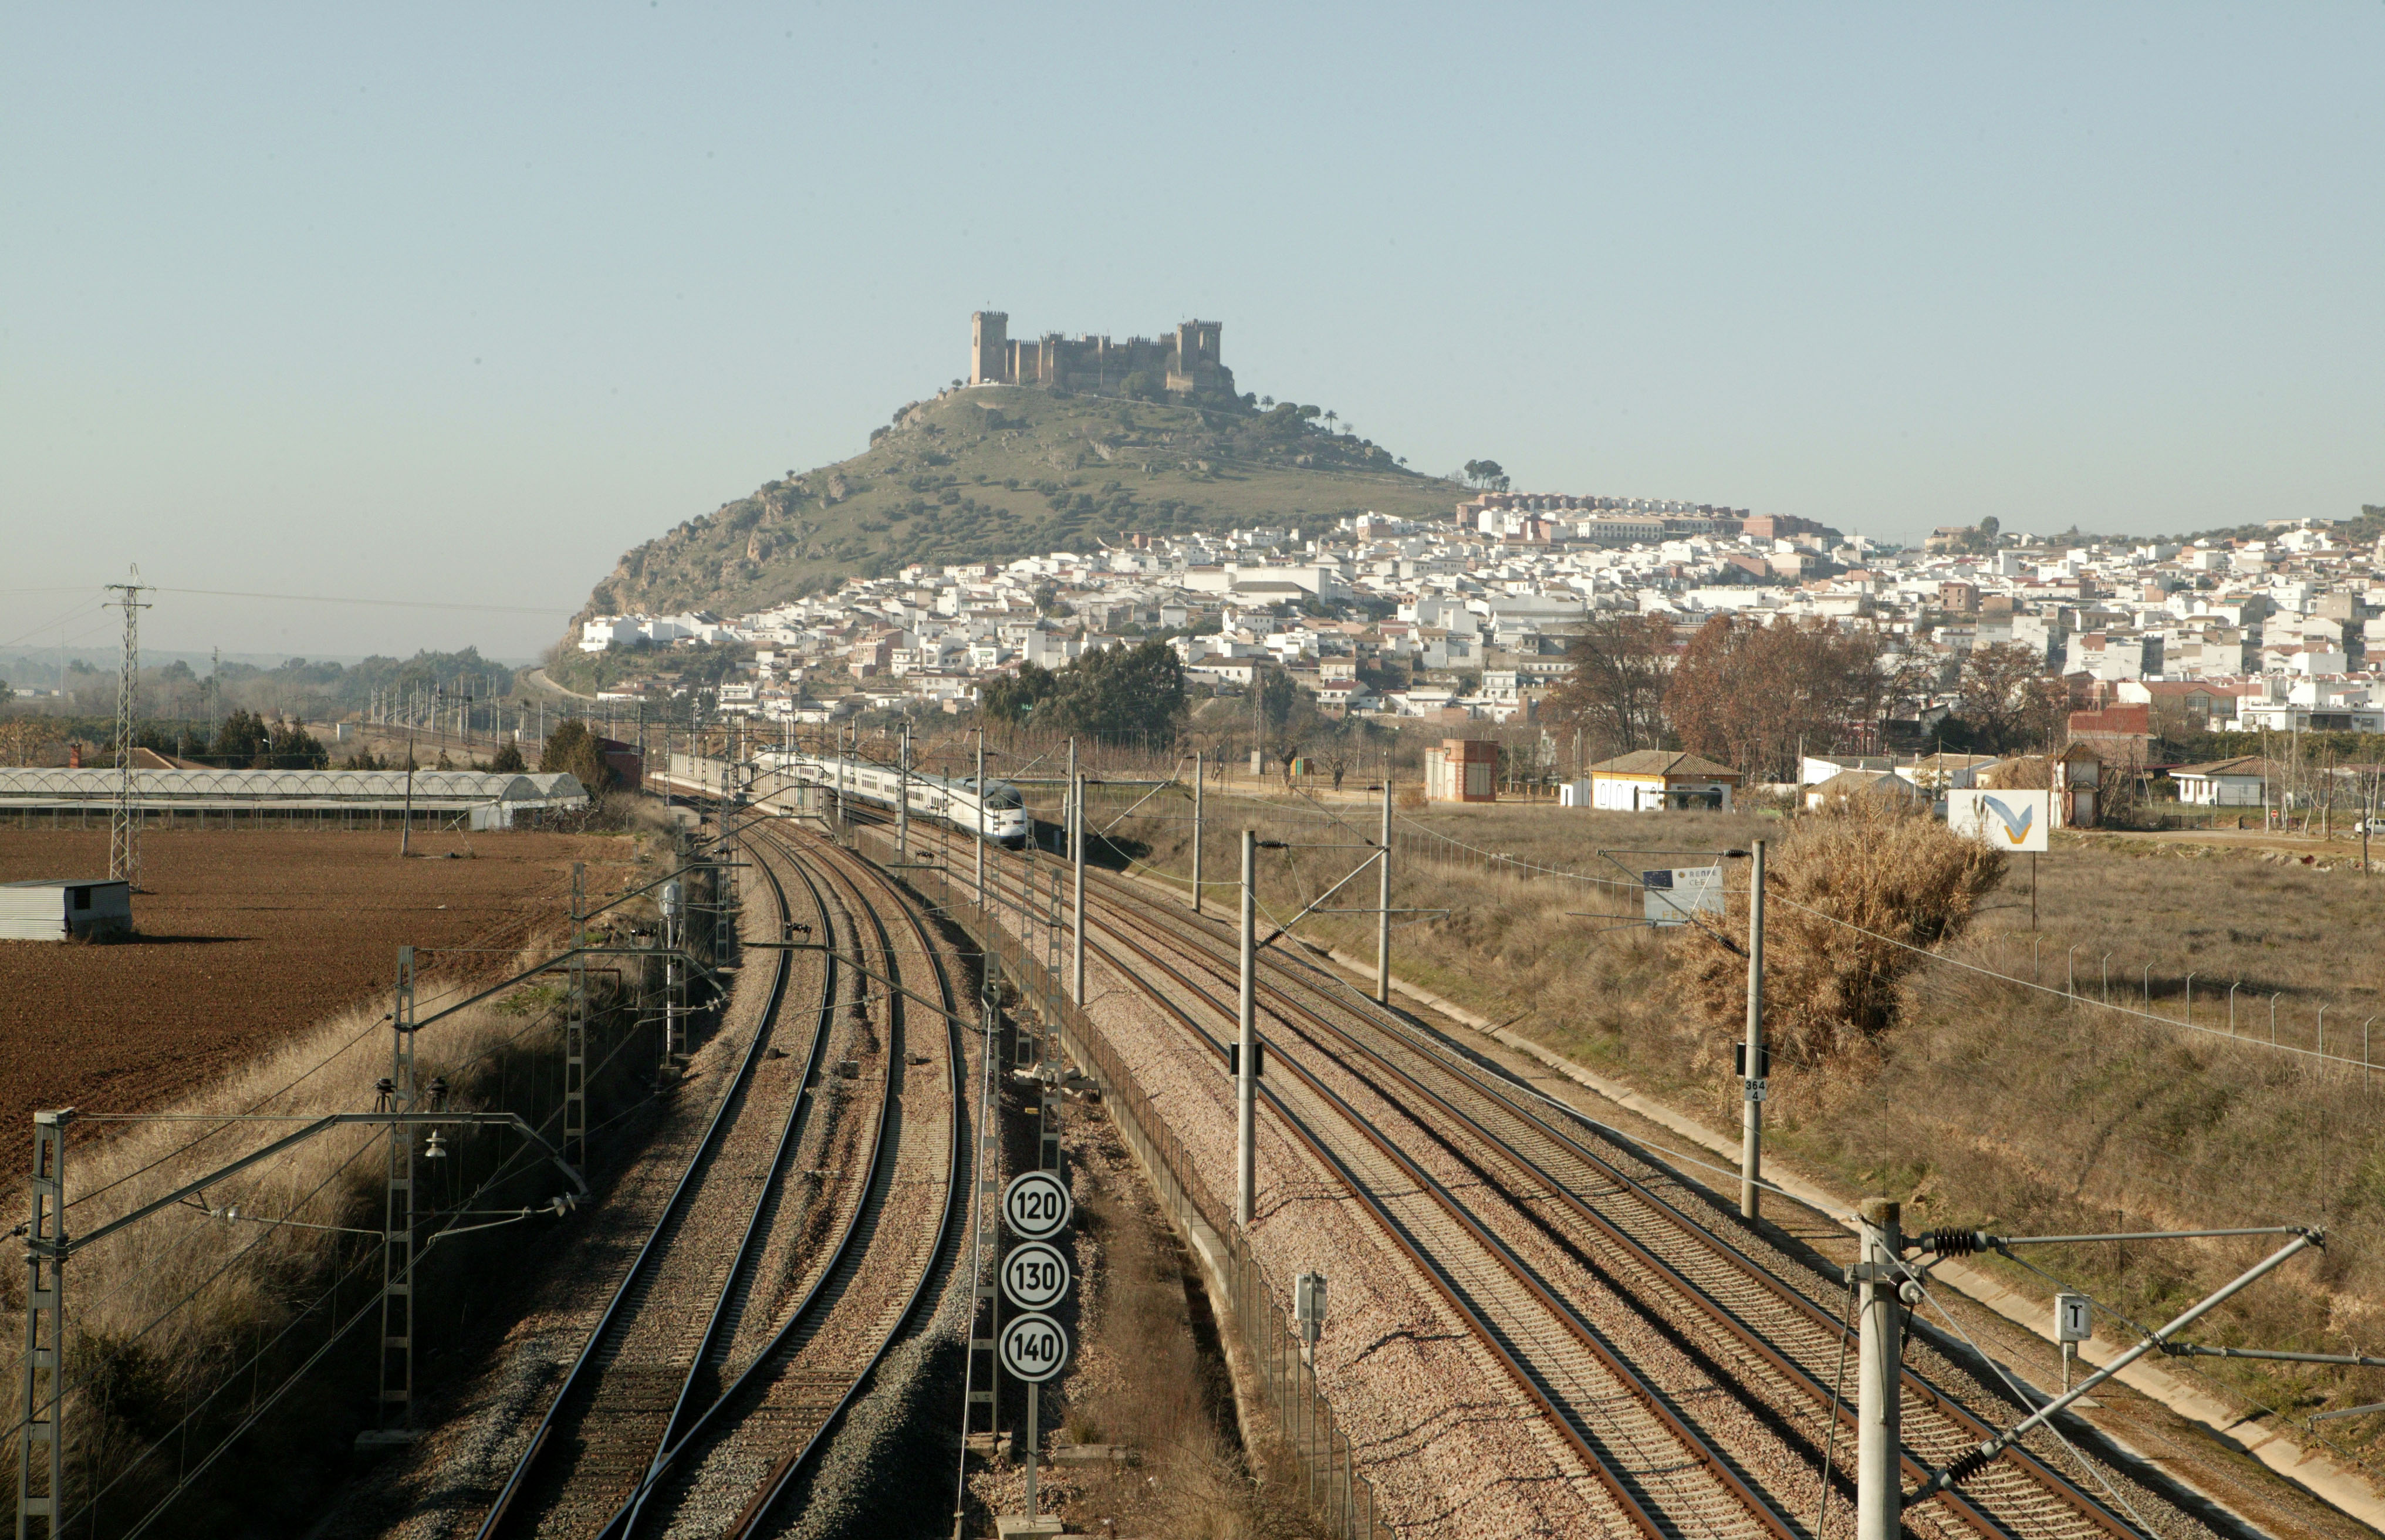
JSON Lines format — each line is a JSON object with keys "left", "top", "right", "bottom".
{"left": 1323, "top": 410, "right": 1339, "bottom": 434}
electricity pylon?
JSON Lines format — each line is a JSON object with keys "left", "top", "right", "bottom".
{"left": 106, "top": 573, "right": 151, "bottom": 886}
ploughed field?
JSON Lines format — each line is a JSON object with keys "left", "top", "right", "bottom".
{"left": 0, "top": 829, "right": 633, "bottom": 1169}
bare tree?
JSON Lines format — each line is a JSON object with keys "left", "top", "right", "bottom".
{"left": 1664, "top": 616, "right": 1884, "bottom": 782}
{"left": 1958, "top": 643, "right": 2068, "bottom": 752}
{"left": 1547, "top": 613, "right": 1674, "bottom": 761}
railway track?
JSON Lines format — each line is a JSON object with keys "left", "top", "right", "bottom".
{"left": 621, "top": 816, "right": 967, "bottom": 1538}
{"left": 472, "top": 810, "right": 967, "bottom": 1538}
{"left": 930, "top": 818, "right": 2151, "bottom": 1539}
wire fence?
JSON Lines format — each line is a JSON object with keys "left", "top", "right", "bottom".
{"left": 915, "top": 833, "right": 1387, "bottom": 1540}
{"left": 1243, "top": 795, "right": 2385, "bottom": 1088}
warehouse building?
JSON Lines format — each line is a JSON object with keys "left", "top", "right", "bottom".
{"left": 0, "top": 768, "right": 590, "bottom": 831}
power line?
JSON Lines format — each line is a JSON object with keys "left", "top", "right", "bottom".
{"left": 153, "top": 586, "right": 567, "bottom": 616}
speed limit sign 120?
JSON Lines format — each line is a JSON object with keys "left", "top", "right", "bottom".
{"left": 998, "top": 1311, "right": 1071, "bottom": 1383}
{"left": 1001, "top": 1240, "right": 1072, "bottom": 1312}
{"left": 1001, "top": 1170, "right": 1073, "bottom": 1241}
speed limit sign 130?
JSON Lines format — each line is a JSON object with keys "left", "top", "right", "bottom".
{"left": 998, "top": 1311, "right": 1071, "bottom": 1383}
{"left": 1001, "top": 1170, "right": 1073, "bottom": 1241}
{"left": 1000, "top": 1240, "right": 1072, "bottom": 1312}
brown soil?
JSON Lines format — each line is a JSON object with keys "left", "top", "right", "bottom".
{"left": 0, "top": 829, "right": 637, "bottom": 1168}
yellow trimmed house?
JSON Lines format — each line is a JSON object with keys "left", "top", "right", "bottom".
{"left": 1582, "top": 751, "right": 1741, "bottom": 812}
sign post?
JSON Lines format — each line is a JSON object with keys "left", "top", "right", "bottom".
{"left": 1949, "top": 789, "right": 2050, "bottom": 932}
{"left": 2055, "top": 1291, "right": 2092, "bottom": 1395}
{"left": 998, "top": 1170, "right": 1073, "bottom": 1524}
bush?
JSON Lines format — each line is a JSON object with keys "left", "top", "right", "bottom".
{"left": 1670, "top": 805, "right": 2004, "bottom": 1068}
{"left": 539, "top": 719, "right": 617, "bottom": 795}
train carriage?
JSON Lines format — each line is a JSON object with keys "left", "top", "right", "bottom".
{"left": 756, "top": 752, "right": 1029, "bottom": 846}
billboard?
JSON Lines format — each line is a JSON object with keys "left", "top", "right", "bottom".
{"left": 1948, "top": 788, "right": 2050, "bottom": 853}
{"left": 1643, "top": 866, "right": 1725, "bottom": 927}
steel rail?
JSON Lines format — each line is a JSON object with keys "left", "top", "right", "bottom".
{"left": 958, "top": 846, "right": 1788, "bottom": 1539}
{"left": 1084, "top": 882, "right": 2041, "bottom": 1538}
{"left": 615, "top": 822, "right": 964, "bottom": 1538}
{"left": 952, "top": 827, "right": 2136, "bottom": 1540}
{"left": 720, "top": 826, "right": 969, "bottom": 1538}
{"left": 1064, "top": 852, "right": 2142, "bottom": 1540}
{"left": 477, "top": 829, "right": 828, "bottom": 1539}
{"left": 585, "top": 837, "right": 875, "bottom": 1538}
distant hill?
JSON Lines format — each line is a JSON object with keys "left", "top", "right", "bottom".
{"left": 574, "top": 387, "right": 1468, "bottom": 631}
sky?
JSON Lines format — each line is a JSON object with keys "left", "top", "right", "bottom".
{"left": 5, "top": 4, "right": 2380, "bottom": 661}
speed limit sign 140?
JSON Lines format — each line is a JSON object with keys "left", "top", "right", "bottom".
{"left": 1001, "top": 1240, "right": 1072, "bottom": 1312}
{"left": 1001, "top": 1170, "right": 1073, "bottom": 1241}
{"left": 998, "top": 1311, "right": 1072, "bottom": 1383}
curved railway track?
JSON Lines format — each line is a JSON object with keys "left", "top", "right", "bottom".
{"left": 623, "top": 816, "right": 967, "bottom": 1539}
{"left": 929, "top": 818, "right": 2148, "bottom": 1539}
{"left": 473, "top": 810, "right": 967, "bottom": 1539}
{"left": 476, "top": 827, "right": 839, "bottom": 1537}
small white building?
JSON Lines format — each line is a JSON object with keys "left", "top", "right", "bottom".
{"left": 0, "top": 878, "right": 133, "bottom": 941}
{"left": 1582, "top": 751, "right": 1741, "bottom": 812}
{"left": 2171, "top": 757, "right": 2277, "bottom": 808}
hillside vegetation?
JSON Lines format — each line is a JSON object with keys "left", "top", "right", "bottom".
{"left": 577, "top": 387, "right": 1468, "bottom": 626}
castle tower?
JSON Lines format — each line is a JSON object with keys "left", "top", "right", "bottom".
{"left": 969, "top": 310, "right": 1009, "bottom": 386}
{"left": 1168, "top": 319, "right": 1226, "bottom": 394}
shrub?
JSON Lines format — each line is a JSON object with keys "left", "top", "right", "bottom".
{"left": 1670, "top": 805, "right": 2005, "bottom": 1068}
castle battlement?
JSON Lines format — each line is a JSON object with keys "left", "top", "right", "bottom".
{"left": 969, "top": 311, "right": 1234, "bottom": 399}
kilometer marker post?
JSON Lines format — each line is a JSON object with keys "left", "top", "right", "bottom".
{"left": 1740, "top": 839, "right": 1765, "bottom": 1222}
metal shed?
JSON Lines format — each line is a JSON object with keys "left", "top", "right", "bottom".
{"left": 0, "top": 769, "right": 588, "bottom": 831}
{"left": 0, "top": 879, "right": 133, "bottom": 941}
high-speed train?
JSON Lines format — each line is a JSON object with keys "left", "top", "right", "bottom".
{"left": 756, "top": 752, "right": 1031, "bottom": 846}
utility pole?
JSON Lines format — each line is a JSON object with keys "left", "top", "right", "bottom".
{"left": 2365, "top": 765, "right": 2377, "bottom": 881}
{"left": 1741, "top": 838, "right": 1766, "bottom": 1221}
{"left": 1237, "top": 828, "right": 1258, "bottom": 1228}
{"left": 106, "top": 575, "right": 150, "bottom": 886}
{"left": 1856, "top": 1197, "right": 1903, "bottom": 1540}
{"left": 1192, "top": 751, "right": 1205, "bottom": 916}
{"left": 1375, "top": 765, "right": 1393, "bottom": 1006}
{"left": 369, "top": 948, "right": 419, "bottom": 1444}
{"left": 897, "top": 718, "right": 911, "bottom": 862}
{"left": 975, "top": 729, "right": 988, "bottom": 911}
{"left": 399, "top": 690, "right": 431, "bottom": 857}
{"left": 1072, "top": 769, "right": 1086, "bottom": 1004}
{"left": 19, "top": 1109, "right": 68, "bottom": 1538}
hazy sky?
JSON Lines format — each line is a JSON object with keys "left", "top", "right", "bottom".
{"left": 6, "top": 4, "right": 2380, "bottom": 660}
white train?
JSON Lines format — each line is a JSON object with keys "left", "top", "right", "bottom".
{"left": 755, "top": 752, "right": 1031, "bottom": 847}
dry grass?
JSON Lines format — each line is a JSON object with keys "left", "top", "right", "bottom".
{"left": 1088, "top": 787, "right": 2385, "bottom": 1461}
{"left": 1, "top": 836, "right": 688, "bottom": 1536}
{"left": 1043, "top": 1101, "right": 1327, "bottom": 1540}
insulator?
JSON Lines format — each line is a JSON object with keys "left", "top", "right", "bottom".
{"left": 1945, "top": 1447, "right": 1993, "bottom": 1485}
{"left": 1918, "top": 1228, "right": 1982, "bottom": 1257}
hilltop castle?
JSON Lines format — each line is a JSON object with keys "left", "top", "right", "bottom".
{"left": 968, "top": 311, "right": 1235, "bottom": 398}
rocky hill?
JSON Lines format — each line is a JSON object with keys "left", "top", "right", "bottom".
{"left": 575, "top": 387, "right": 1468, "bottom": 629}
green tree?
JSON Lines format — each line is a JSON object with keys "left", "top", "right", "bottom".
{"left": 540, "top": 719, "right": 617, "bottom": 794}
{"left": 1121, "top": 371, "right": 1162, "bottom": 403}
{"left": 982, "top": 661, "right": 1059, "bottom": 724}
{"left": 1046, "top": 639, "right": 1187, "bottom": 741}
{"left": 1462, "top": 459, "right": 1510, "bottom": 492}
{"left": 489, "top": 741, "right": 528, "bottom": 774}
{"left": 214, "top": 709, "right": 270, "bottom": 766}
